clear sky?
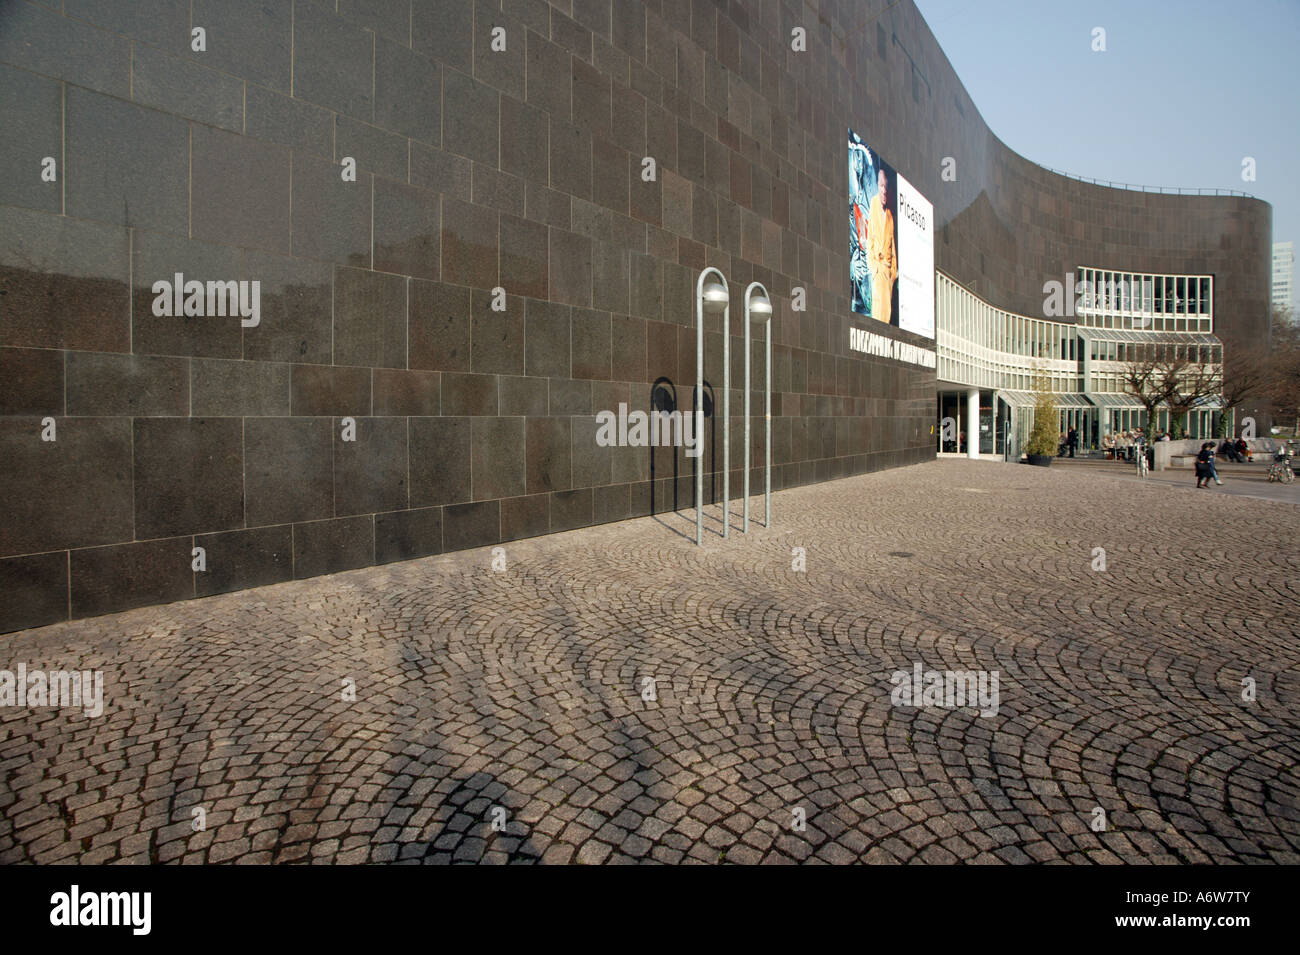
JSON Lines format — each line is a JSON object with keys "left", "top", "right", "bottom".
{"left": 912, "top": 0, "right": 1300, "bottom": 247}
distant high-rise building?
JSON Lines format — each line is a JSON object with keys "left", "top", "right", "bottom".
{"left": 1273, "top": 241, "right": 1295, "bottom": 316}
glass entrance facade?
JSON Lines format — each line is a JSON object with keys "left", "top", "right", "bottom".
{"left": 937, "top": 392, "right": 965, "bottom": 453}
{"left": 936, "top": 389, "right": 1007, "bottom": 457}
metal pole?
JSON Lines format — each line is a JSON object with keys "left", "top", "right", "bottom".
{"left": 743, "top": 283, "right": 772, "bottom": 532}
{"left": 695, "top": 268, "right": 727, "bottom": 546}
{"left": 696, "top": 272, "right": 705, "bottom": 546}
{"left": 765, "top": 313, "right": 771, "bottom": 528}
{"left": 722, "top": 296, "right": 730, "bottom": 540}
{"left": 744, "top": 302, "right": 751, "bottom": 533}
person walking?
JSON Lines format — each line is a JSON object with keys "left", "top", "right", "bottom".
{"left": 1067, "top": 427, "right": 1078, "bottom": 458}
{"left": 1195, "top": 442, "right": 1217, "bottom": 488}
{"left": 1208, "top": 441, "right": 1223, "bottom": 485}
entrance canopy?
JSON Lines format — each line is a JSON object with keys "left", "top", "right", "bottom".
{"left": 1080, "top": 328, "right": 1221, "bottom": 346}
{"left": 1085, "top": 393, "right": 1223, "bottom": 411}
{"left": 1086, "top": 392, "right": 1144, "bottom": 411}
{"left": 996, "top": 390, "right": 1092, "bottom": 409}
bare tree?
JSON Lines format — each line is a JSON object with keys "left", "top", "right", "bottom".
{"left": 1219, "top": 339, "right": 1270, "bottom": 436}
{"left": 1164, "top": 353, "right": 1222, "bottom": 439}
{"left": 1269, "top": 307, "right": 1300, "bottom": 433}
{"left": 1118, "top": 351, "right": 1169, "bottom": 443}
{"left": 1119, "top": 342, "right": 1221, "bottom": 441}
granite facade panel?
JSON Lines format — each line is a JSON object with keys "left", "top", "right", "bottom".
{"left": 65, "top": 88, "right": 189, "bottom": 235}
{"left": 500, "top": 493, "right": 550, "bottom": 542}
{"left": 441, "top": 197, "right": 499, "bottom": 289}
{"left": 291, "top": 153, "right": 372, "bottom": 267}
{"left": 66, "top": 353, "right": 189, "bottom": 417}
{"left": 244, "top": 417, "right": 333, "bottom": 527}
{"left": 334, "top": 267, "right": 408, "bottom": 369}
{"left": 0, "top": 348, "right": 63, "bottom": 416}
{"left": 190, "top": 0, "right": 293, "bottom": 92}
{"left": 0, "top": 207, "right": 131, "bottom": 355}
{"left": 334, "top": 416, "right": 410, "bottom": 516}
{"left": 70, "top": 537, "right": 193, "bottom": 618}
{"left": 0, "top": 64, "right": 63, "bottom": 214}
{"left": 0, "top": 551, "right": 68, "bottom": 633}
{"left": 241, "top": 252, "right": 334, "bottom": 364}
{"left": 190, "top": 358, "right": 292, "bottom": 417}
{"left": 375, "top": 505, "right": 444, "bottom": 563}
{"left": 409, "top": 279, "right": 472, "bottom": 371}
{"left": 0, "top": 417, "right": 133, "bottom": 557}
{"left": 374, "top": 179, "right": 441, "bottom": 282}
{"left": 413, "top": 0, "right": 473, "bottom": 74}
{"left": 410, "top": 417, "right": 471, "bottom": 506}
{"left": 191, "top": 126, "right": 292, "bottom": 255}
{"left": 373, "top": 369, "right": 440, "bottom": 417}
{"left": 443, "top": 69, "right": 500, "bottom": 167}
{"left": 0, "top": 1, "right": 131, "bottom": 98}
{"left": 131, "top": 232, "right": 243, "bottom": 360}
{"left": 292, "top": 0, "right": 374, "bottom": 119}
{"left": 133, "top": 417, "right": 244, "bottom": 539}
{"left": 443, "top": 499, "right": 500, "bottom": 551}
{"left": 471, "top": 416, "right": 526, "bottom": 501}
{"left": 245, "top": 84, "right": 333, "bottom": 157}
{"left": 292, "top": 515, "right": 374, "bottom": 579}
{"left": 375, "top": 37, "right": 440, "bottom": 145}
{"left": 131, "top": 45, "right": 244, "bottom": 131}
{"left": 195, "top": 524, "right": 294, "bottom": 597}
{"left": 291, "top": 365, "right": 372, "bottom": 416}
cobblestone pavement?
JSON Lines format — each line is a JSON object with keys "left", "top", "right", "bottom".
{"left": 3, "top": 459, "right": 1298, "bottom": 865}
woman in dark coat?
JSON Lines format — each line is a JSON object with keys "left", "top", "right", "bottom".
{"left": 1195, "top": 442, "right": 1213, "bottom": 488}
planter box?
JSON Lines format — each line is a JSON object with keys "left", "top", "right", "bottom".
{"left": 1026, "top": 454, "right": 1053, "bottom": 467}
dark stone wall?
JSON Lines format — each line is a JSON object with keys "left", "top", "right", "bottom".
{"left": 0, "top": 0, "right": 1268, "bottom": 632}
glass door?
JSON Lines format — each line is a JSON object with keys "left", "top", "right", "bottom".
{"left": 979, "top": 392, "right": 995, "bottom": 454}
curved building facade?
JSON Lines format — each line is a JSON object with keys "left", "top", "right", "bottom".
{"left": 0, "top": 0, "right": 1272, "bottom": 631}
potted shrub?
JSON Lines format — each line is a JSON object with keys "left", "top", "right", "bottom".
{"left": 1024, "top": 382, "right": 1059, "bottom": 467}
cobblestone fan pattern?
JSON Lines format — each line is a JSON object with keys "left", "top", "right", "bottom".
{"left": 2, "top": 460, "right": 1298, "bottom": 864}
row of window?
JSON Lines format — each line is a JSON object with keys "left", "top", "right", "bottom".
{"left": 940, "top": 273, "right": 1081, "bottom": 361}
{"left": 936, "top": 355, "right": 1081, "bottom": 394}
{"left": 1084, "top": 313, "right": 1213, "bottom": 332}
{"left": 1089, "top": 340, "right": 1222, "bottom": 364}
{"left": 1076, "top": 267, "right": 1214, "bottom": 323}
{"left": 937, "top": 274, "right": 1077, "bottom": 391}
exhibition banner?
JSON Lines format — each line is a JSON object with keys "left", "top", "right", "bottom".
{"left": 848, "top": 128, "right": 934, "bottom": 340}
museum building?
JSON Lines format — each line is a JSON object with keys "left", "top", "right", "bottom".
{"left": 0, "top": 0, "right": 1271, "bottom": 632}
